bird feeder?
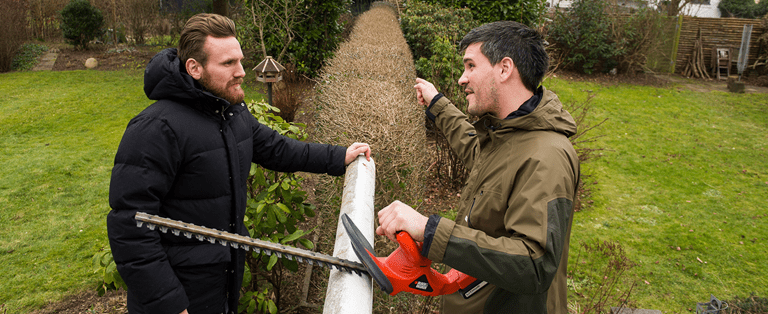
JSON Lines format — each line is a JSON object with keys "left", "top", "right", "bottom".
{"left": 253, "top": 56, "right": 285, "bottom": 106}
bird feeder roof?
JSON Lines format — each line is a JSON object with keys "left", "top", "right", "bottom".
{"left": 252, "top": 56, "right": 285, "bottom": 74}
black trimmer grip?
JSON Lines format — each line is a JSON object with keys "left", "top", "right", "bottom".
{"left": 341, "top": 213, "right": 393, "bottom": 294}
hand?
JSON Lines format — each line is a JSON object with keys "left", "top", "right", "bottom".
{"left": 345, "top": 142, "right": 371, "bottom": 166}
{"left": 180, "top": 310, "right": 188, "bottom": 314}
{"left": 376, "top": 200, "right": 428, "bottom": 242}
{"left": 414, "top": 78, "right": 439, "bottom": 107}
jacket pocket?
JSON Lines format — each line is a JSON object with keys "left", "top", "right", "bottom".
{"left": 164, "top": 242, "right": 231, "bottom": 267}
{"left": 466, "top": 188, "right": 505, "bottom": 236}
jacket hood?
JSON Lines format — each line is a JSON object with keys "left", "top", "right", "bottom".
{"left": 144, "top": 48, "right": 210, "bottom": 102}
{"left": 477, "top": 87, "right": 577, "bottom": 138}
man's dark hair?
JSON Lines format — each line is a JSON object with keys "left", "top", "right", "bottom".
{"left": 178, "top": 13, "right": 237, "bottom": 66}
{"left": 459, "top": 21, "right": 548, "bottom": 92}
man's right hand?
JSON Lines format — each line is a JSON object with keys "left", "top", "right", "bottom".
{"left": 414, "top": 78, "right": 439, "bottom": 107}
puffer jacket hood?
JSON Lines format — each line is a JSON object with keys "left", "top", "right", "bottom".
{"left": 143, "top": 48, "right": 216, "bottom": 104}
{"left": 476, "top": 88, "right": 577, "bottom": 139}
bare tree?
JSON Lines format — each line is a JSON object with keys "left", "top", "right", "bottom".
{"left": 247, "top": 0, "right": 309, "bottom": 63}
{"left": 213, "top": 0, "right": 228, "bottom": 17}
{"left": 653, "top": 0, "right": 699, "bottom": 16}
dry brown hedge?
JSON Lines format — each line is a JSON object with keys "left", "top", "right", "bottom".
{"left": 311, "top": 2, "right": 427, "bottom": 213}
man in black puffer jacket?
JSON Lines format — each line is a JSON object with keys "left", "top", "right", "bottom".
{"left": 107, "top": 13, "right": 371, "bottom": 314}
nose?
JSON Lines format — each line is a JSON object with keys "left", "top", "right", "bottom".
{"left": 458, "top": 70, "right": 468, "bottom": 87}
{"left": 235, "top": 62, "right": 245, "bottom": 78}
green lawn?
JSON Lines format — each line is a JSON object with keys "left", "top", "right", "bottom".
{"left": 1, "top": 69, "right": 765, "bottom": 313}
{"left": 546, "top": 77, "right": 768, "bottom": 313}
{"left": 0, "top": 69, "right": 264, "bottom": 313}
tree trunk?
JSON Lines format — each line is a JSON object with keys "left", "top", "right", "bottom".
{"left": 212, "top": 0, "right": 228, "bottom": 17}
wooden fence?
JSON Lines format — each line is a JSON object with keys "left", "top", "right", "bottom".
{"left": 674, "top": 16, "right": 764, "bottom": 76}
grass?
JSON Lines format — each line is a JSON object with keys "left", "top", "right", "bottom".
{"left": 545, "top": 77, "right": 768, "bottom": 313}
{"left": 0, "top": 68, "right": 765, "bottom": 313}
{"left": 0, "top": 69, "right": 264, "bottom": 313}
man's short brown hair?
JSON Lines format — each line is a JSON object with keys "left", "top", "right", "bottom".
{"left": 178, "top": 13, "right": 237, "bottom": 66}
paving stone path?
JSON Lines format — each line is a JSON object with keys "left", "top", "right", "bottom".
{"left": 31, "top": 48, "right": 59, "bottom": 71}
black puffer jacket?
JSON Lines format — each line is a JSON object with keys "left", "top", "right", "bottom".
{"left": 107, "top": 48, "right": 346, "bottom": 314}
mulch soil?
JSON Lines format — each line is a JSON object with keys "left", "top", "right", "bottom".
{"left": 52, "top": 44, "right": 162, "bottom": 71}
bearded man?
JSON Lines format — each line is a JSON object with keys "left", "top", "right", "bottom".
{"left": 107, "top": 13, "right": 370, "bottom": 314}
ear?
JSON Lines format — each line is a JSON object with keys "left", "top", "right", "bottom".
{"left": 186, "top": 58, "right": 203, "bottom": 80}
{"left": 498, "top": 57, "right": 515, "bottom": 82}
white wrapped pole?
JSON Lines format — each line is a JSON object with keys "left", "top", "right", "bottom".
{"left": 323, "top": 155, "right": 375, "bottom": 313}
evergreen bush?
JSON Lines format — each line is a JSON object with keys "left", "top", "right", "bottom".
{"left": 421, "top": 0, "right": 546, "bottom": 27}
{"left": 60, "top": 0, "right": 104, "bottom": 49}
{"left": 546, "top": 0, "right": 667, "bottom": 74}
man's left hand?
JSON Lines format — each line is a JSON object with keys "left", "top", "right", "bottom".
{"left": 345, "top": 142, "right": 372, "bottom": 166}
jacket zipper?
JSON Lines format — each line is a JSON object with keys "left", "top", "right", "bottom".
{"left": 466, "top": 190, "right": 484, "bottom": 229}
{"left": 467, "top": 197, "right": 475, "bottom": 228}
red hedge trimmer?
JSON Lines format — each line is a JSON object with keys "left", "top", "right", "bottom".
{"left": 134, "top": 212, "right": 486, "bottom": 298}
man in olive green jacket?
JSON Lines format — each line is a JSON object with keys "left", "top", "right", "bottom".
{"left": 376, "top": 21, "right": 580, "bottom": 313}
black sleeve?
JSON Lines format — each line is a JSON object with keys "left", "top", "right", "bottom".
{"left": 250, "top": 120, "right": 347, "bottom": 176}
{"left": 107, "top": 116, "right": 189, "bottom": 314}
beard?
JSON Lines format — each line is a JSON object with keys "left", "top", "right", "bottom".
{"left": 199, "top": 71, "right": 245, "bottom": 105}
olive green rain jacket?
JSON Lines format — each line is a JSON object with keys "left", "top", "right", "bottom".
{"left": 422, "top": 86, "right": 580, "bottom": 314}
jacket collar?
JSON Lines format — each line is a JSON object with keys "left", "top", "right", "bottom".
{"left": 474, "top": 86, "right": 577, "bottom": 139}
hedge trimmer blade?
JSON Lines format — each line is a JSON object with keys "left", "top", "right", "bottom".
{"left": 134, "top": 212, "right": 368, "bottom": 276}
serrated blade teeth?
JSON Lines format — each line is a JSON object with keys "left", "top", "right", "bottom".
{"left": 296, "top": 256, "right": 304, "bottom": 263}
{"left": 207, "top": 236, "right": 216, "bottom": 244}
{"left": 218, "top": 239, "right": 228, "bottom": 246}
{"left": 231, "top": 242, "right": 239, "bottom": 249}
{"left": 195, "top": 234, "right": 205, "bottom": 241}
{"left": 253, "top": 247, "right": 261, "bottom": 254}
{"left": 146, "top": 223, "right": 156, "bottom": 231}
{"left": 159, "top": 226, "right": 168, "bottom": 233}
{"left": 172, "top": 229, "right": 180, "bottom": 236}
{"left": 285, "top": 254, "right": 293, "bottom": 261}
{"left": 136, "top": 221, "right": 144, "bottom": 228}
{"left": 183, "top": 232, "right": 192, "bottom": 238}
{"left": 264, "top": 249, "right": 272, "bottom": 256}
{"left": 275, "top": 252, "right": 283, "bottom": 258}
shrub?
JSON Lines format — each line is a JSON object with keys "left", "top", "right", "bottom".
{"left": 11, "top": 43, "right": 49, "bottom": 71}
{"left": 312, "top": 3, "right": 428, "bottom": 210}
{"left": 60, "top": 0, "right": 104, "bottom": 49}
{"left": 421, "top": 0, "right": 546, "bottom": 27}
{"left": 546, "top": 0, "right": 667, "bottom": 74}
{"left": 0, "top": 0, "right": 29, "bottom": 72}
{"left": 569, "top": 240, "right": 638, "bottom": 313}
{"left": 726, "top": 293, "right": 768, "bottom": 314}
{"left": 719, "top": 0, "right": 768, "bottom": 19}
{"left": 401, "top": 0, "right": 477, "bottom": 185}
{"left": 547, "top": 0, "right": 615, "bottom": 74}
{"left": 239, "top": 100, "right": 317, "bottom": 314}
{"left": 272, "top": 64, "right": 311, "bottom": 122}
